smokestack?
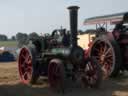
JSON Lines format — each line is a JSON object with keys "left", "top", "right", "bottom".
{"left": 68, "top": 6, "right": 79, "bottom": 47}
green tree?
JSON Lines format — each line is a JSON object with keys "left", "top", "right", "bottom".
{"left": 16, "top": 32, "right": 28, "bottom": 48}
{"left": 28, "top": 32, "right": 40, "bottom": 40}
{"left": 0, "top": 34, "right": 8, "bottom": 41}
{"left": 11, "top": 36, "right": 16, "bottom": 41}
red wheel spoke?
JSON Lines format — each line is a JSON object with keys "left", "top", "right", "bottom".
{"left": 87, "top": 63, "right": 93, "bottom": 71}
{"left": 23, "top": 72, "right": 28, "bottom": 80}
{"left": 104, "top": 48, "right": 111, "bottom": 56}
{"left": 21, "top": 54, "right": 26, "bottom": 59}
{"left": 103, "top": 43, "right": 108, "bottom": 54}
{"left": 103, "top": 62, "right": 111, "bottom": 73}
{"left": 25, "top": 55, "right": 31, "bottom": 64}
{"left": 105, "top": 54, "right": 113, "bottom": 58}
{"left": 27, "top": 58, "right": 32, "bottom": 64}
{"left": 23, "top": 70, "right": 31, "bottom": 79}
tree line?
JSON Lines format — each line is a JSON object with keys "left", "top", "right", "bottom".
{"left": 0, "top": 34, "right": 14, "bottom": 41}
{"left": 0, "top": 32, "right": 40, "bottom": 48}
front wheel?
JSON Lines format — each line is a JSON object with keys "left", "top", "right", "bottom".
{"left": 48, "top": 58, "right": 65, "bottom": 92}
{"left": 18, "top": 46, "right": 39, "bottom": 84}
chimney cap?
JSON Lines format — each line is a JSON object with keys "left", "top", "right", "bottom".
{"left": 67, "top": 6, "right": 80, "bottom": 10}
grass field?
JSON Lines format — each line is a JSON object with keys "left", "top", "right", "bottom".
{"left": 0, "top": 62, "right": 128, "bottom": 96}
{"left": 0, "top": 41, "right": 17, "bottom": 47}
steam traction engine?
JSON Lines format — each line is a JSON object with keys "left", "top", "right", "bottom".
{"left": 18, "top": 6, "right": 102, "bottom": 91}
{"left": 84, "top": 12, "right": 128, "bottom": 78}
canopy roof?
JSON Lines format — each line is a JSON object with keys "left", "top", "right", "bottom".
{"left": 84, "top": 12, "right": 128, "bottom": 25}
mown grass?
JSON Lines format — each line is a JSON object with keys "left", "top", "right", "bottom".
{"left": 0, "top": 41, "right": 17, "bottom": 47}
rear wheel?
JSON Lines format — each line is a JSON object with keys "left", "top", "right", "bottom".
{"left": 90, "top": 36, "right": 122, "bottom": 78}
{"left": 48, "top": 58, "right": 65, "bottom": 92}
{"left": 18, "top": 46, "right": 39, "bottom": 84}
{"left": 81, "top": 57, "right": 102, "bottom": 88}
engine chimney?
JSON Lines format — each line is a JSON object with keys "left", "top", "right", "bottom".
{"left": 68, "top": 6, "right": 79, "bottom": 47}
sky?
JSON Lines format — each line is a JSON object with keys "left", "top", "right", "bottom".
{"left": 0, "top": 0, "right": 128, "bottom": 38}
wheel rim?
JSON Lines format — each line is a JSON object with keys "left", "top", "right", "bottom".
{"left": 90, "top": 40, "right": 115, "bottom": 77}
{"left": 82, "top": 61, "right": 99, "bottom": 87}
{"left": 48, "top": 62, "right": 64, "bottom": 89}
{"left": 18, "top": 47, "right": 33, "bottom": 84}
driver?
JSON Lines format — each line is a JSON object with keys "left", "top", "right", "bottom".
{"left": 62, "top": 29, "right": 70, "bottom": 46}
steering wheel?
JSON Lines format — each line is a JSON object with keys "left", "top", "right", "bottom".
{"left": 52, "top": 30, "right": 61, "bottom": 37}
